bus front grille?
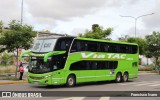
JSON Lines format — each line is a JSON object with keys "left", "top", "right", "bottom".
{"left": 29, "top": 76, "right": 43, "bottom": 80}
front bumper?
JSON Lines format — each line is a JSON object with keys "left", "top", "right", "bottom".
{"left": 28, "top": 76, "right": 65, "bottom": 85}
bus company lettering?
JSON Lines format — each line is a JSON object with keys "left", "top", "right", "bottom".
{"left": 81, "top": 53, "right": 126, "bottom": 59}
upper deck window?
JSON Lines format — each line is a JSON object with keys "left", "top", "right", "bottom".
{"left": 70, "top": 39, "right": 138, "bottom": 54}
{"left": 54, "top": 38, "right": 73, "bottom": 51}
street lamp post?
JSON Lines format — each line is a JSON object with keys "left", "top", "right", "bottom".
{"left": 21, "top": 0, "right": 24, "bottom": 25}
{"left": 16, "top": 0, "right": 23, "bottom": 78}
{"left": 120, "top": 13, "right": 154, "bottom": 37}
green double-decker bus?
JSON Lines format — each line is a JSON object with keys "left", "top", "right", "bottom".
{"left": 20, "top": 36, "right": 138, "bottom": 87}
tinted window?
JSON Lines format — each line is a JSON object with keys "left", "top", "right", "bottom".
{"left": 86, "top": 42, "right": 97, "bottom": 52}
{"left": 119, "top": 45, "right": 126, "bottom": 53}
{"left": 69, "top": 61, "right": 118, "bottom": 70}
{"left": 55, "top": 38, "right": 73, "bottom": 51}
{"left": 70, "top": 39, "right": 138, "bottom": 54}
{"left": 126, "top": 46, "right": 130, "bottom": 53}
{"left": 108, "top": 44, "right": 118, "bottom": 53}
{"left": 98, "top": 43, "right": 109, "bottom": 52}
{"left": 71, "top": 40, "right": 98, "bottom": 52}
{"left": 118, "top": 44, "right": 138, "bottom": 54}
{"left": 70, "top": 40, "right": 86, "bottom": 52}
{"left": 132, "top": 45, "right": 138, "bottom": 54}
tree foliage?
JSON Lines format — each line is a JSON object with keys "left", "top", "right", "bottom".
{"left": 145, "top": 31, "right": 160, "bottom": 57}
{"left": 145, "top": 31, "right": 160, "bottom": 69}
{"left": 0, "top": 52, "right": 14, "bottom": 66}
{"left": 0, "top": 20, "right": 3, "bottom": 34}
{"left": 0, "top": 20, "right": 37, "bottom": 52}
{"left": 78, "top": 24, "right": 113, "bottom": 39}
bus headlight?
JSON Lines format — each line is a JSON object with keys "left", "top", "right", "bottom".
{"left": 44, "top": 74, "right": 52, "bottom": 78}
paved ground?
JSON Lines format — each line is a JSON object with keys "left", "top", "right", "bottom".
{"left": 0, "top": 73, "right": 159, "bottom": 100}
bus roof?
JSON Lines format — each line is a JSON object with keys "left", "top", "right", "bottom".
{"left": 36, "top": 36, "right": 138, "bottom": 46}
{"left": 37, "top": 36, "right": 75, "bottom": 40}
{"left": 75, "top": 37, "right": 138, "bottom": 46}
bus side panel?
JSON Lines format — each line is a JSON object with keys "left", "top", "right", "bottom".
{"left": 118, "top": 56, "right": 138, "bottom": 79}
{"left": 96, "top": 70, "right": 115, "bottom": 81}
{"left": 64, "top": 60, "right": 97, "bottom": 83}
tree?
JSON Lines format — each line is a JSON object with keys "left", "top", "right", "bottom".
{"left": 145, "top": 31, "right": 160, "bottom": 71}
{"left": 0, "top": 20, "right": 37, "bottom": 78}
{"left": 78, "top": 24, "right": 113, "bottom": 39}
{"left": 144, "top": 41, "right": 152, "bottom": 65}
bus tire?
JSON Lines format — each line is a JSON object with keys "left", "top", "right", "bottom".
{"left": 66, "top": 75, "right": 76, "bottom": 87}
{"left": 115, "top": 73, "right": 122, "bottom": 83}
{"left": 122, "top": 73, "right": 128, "bottom": 82}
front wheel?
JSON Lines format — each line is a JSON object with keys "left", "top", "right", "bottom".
{"left": 115, "top": 73, "right": 122, "bottom": 83}
{"left": 66, "top": 75, "right": 76, "bottom": 87}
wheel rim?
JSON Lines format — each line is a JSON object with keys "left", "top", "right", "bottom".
{"left": 124, "top": 74, "right": 128, "bottom": 81}
{"left": 68, "top": 78, "right": 74, "bottom": 86}
{"left": 117, "top": 75, "right": 121, "bottom": 82}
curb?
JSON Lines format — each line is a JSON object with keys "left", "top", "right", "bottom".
{"left": 0, "top": 81, "right": 28, "bottom": 85}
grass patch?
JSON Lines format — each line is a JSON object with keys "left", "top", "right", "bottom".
{"left": 0, "top": 66, "right": 16, "bottom": 73}
{"left": 4, "top": 77, "right": 19, "bottom": 81}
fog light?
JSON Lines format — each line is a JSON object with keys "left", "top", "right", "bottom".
{"left": 44, "top": 74, "right": 52, "bottom": 78}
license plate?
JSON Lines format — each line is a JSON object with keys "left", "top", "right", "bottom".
{"left": 34, "top": 82, "right": 38, "bottom": 85}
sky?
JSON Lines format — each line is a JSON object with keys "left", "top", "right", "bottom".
{"left": 0, "top": 0, "right": 159, "bottom": 40}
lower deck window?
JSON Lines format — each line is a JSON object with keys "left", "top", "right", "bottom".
{"left": 69, "top": 61, "right": 118, "bottom": 70}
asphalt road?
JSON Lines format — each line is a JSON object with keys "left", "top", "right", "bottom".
{"left": 0, "top": 74, "right": 160, "bottom": 100}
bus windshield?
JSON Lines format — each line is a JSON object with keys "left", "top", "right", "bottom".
{"left": 32, "top": 39, "right": 57, "bottom": 53}
{"left": 28, "top": 57, "right": 64, "bottom": 74}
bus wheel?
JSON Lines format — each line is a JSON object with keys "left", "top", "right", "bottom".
{"left": 115, "top": 73, "right": 122, "bottom": 83}
{"left": 122, "top": 73, "right": 128, "bottom": 82}
{"left": 66, "top": 75, "right": 76, "bottom": 87}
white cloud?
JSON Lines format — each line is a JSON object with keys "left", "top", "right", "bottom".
{"left": 25, "top": 0, "right": 107, "bottom": 21}
{"left": 0, "top": 0, "right": 158, "bottom": 40}
{"left": 0, "top": 0, "right": 21, "bottom": 26}
{"left": 143, "top": 0, "right": 160, "bottom": 30}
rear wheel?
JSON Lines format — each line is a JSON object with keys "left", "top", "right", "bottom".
{"left": 122, "top": 73, "right": 128, "bottom": 82}
{"left": 66, "top": 75, "right": 76, "bottom": 87}
{"left": 115, "top": 73, "right": 122, "bottom": 83}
